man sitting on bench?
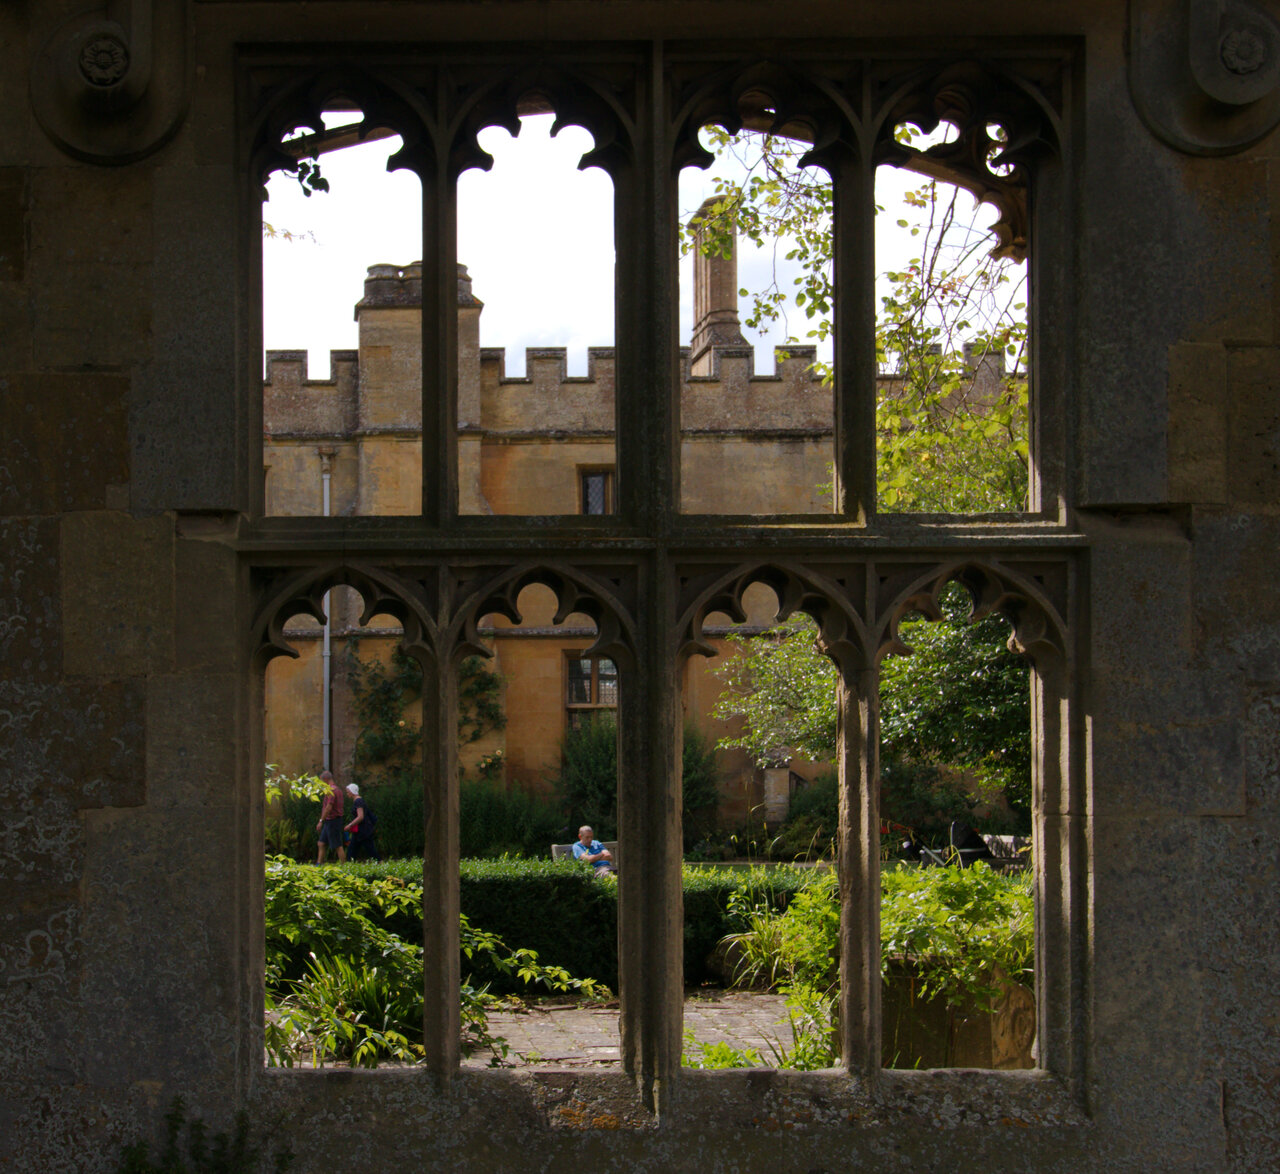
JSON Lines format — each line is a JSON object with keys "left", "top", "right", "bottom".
{"left": 572, "top": 825, "right": 615, "bottom": 875}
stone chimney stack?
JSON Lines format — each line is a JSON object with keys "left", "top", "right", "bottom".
{"left": 689, "top": 197, "right": 747, "bottom": 376}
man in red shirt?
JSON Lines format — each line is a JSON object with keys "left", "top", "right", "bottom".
{"left": 314, "top": 771, "right": 347, "bottom": 864}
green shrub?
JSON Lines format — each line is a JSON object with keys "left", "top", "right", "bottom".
{"left": 548, "top": 715, "right": 723, "bottom": 848}
{"left": 362, "top": 774, "right": 424, "bottom": 860}
{"left": 680, "top": 723, "right": 722, "bottom": 846}
{"left": 880, "top": 860, "right": 1033, "bottom": 1008}
{"left": 716, "top": 861, "right": 1034, "bottom": 1068}
{"left": 344, "top": 857, "right": 811, "bottom": 988}
{"left": 786, "top": 772, "right": 837, "bottom": 823}
{"left": 459, "top": 856, "right": 619, "bottom": 988}
{"left": 549, "top": 712, "right": 620, "bottom": 837}
{"left": 683, "top": 864, "right": 811, "bottom": 983}
{"left": 263, "top": 858, "right": 605, "bottom": 1067}
{"left": 459, "top": 779, "right": 567, "bottom": 858}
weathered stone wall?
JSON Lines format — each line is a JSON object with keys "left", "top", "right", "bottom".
{"left": 3, "top": 2, "right": 1280, "bottom": 1172}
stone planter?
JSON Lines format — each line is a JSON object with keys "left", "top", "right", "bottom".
{"left": 881, "top": 960, "right": 1035, "bottom": 1069}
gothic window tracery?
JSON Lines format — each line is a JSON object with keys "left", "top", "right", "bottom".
{"left": 245, "top": 43, "right": 1083, "bottom": 1106}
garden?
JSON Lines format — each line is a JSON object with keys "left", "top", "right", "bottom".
{"left": 263, "top": 850, "right": 1032, "bottom": 1070}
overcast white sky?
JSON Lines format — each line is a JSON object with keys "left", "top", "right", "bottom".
{"left": 262, "top": 114, "right": 1003, "bottom": 379}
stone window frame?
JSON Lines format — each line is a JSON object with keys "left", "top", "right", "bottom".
{"left": 241, "top": 41, "right": 1087, "bottom": 1120}
{"left": 579, "top": 467, "right": 616, "bottom": 516}
{"left": 565, "top": 651, "right": 620, "bottom": 729}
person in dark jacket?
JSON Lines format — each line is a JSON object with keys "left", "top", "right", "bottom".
{"left": 344, "top": 783, "right": 379, "bottom": 862}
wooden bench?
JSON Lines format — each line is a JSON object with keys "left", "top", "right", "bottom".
{"left": 552, "top": 841, "right": 620, "bottom": 872}
{"left": 982, "top": 834, "right": 1032, "bottom": 871}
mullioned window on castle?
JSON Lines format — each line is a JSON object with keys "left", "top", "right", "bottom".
{"left": 566, "top": 655, "right": 618, "bottom": 730}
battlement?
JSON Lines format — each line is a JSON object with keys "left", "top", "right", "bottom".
{"left": 263, "top": 348, "right": 359, "bottom": 436}
{"left": 265, "top": 259, "right": 1012, "bottom": 443}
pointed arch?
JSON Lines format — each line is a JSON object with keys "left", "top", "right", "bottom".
{"left": 449, "top": 61, "right": 637, "bottom": 181}
{"left": 448, "top": 559, "right": 638, "bottom": 671}
{"left": 248, "top": 64, "right": 436, "bottom": 192}
{"left": 675, "top": 559, "right": 873, "bottom": 673}
{"left": 250, "top": 561, "right": 437, "bottom": 672}
{"left": 874, "top": 557, "right": 1068, "bottom": 667}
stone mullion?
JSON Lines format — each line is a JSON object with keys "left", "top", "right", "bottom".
{"left": 611, "top": 46, "right": 685, "bottom": 1103}
{"left": 832, "top": 151, "right": 877, "bottom": 522}
{"left": 1030, "top": 652, "right": 1084, "bottom": 1092}
{"left": 422, "top": 141, "right": 457, "bottom": 525}
{"left": 243, "top": 641, "right": 267, "bottom": 1096}
{"left": 418, "top": 644, "right": 460, "bottom": 1075}
{"left": 616, "top": 559, "right": 683, "bottom": 1107}
{"left": 837, "top": 661, "right": 881, "bottom": 1080}
{"left": 613, "top": 46, "right": 678, "bottom": 528}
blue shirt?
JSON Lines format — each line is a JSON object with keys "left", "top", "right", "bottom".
{"left": 572, "top": 840, "right": 610, "bottom": 869}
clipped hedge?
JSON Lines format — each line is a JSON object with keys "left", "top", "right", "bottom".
{"left": 347, "top": 857, "right": 814, "bottom": 989}
{"left": 462, "top": 857, "right": 619, "bottom": 989}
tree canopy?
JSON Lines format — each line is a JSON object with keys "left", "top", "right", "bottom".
{"left": 700, "top": 127, "right": 1032, "bottom": 830}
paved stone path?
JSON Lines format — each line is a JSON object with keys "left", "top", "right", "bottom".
{"left": 462, "top": 991, "right": 793, "bottom": 1068}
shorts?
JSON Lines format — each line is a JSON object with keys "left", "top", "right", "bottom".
{"left": 319, "top": 817, "right": 346, "bottom": 849}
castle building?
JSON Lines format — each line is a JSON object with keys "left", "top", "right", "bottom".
{"left": 262, "top": 215, "right": 849, "bottom": 819}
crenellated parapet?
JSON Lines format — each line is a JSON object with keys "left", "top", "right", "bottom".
{"left": 264, "top": 349, "right": 359, "bottom": 437}
{"left": 681, "top": 343, "right": 830, "bottom": 434}
{"left": 479, "top": 347, "right": 618, "bottom": 435}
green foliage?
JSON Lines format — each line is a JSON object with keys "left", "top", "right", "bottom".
{"left": 768, "top": 773, "right": 838, "bottom": 859}
{"left": 722, "top": 860, "right": 1034, "bottom": 1069}
{"left": 881, "top": 583, "right": 1031, "bottom": 821}
{"left": 880, "top": 860, "right": 1033, "bottom": 1010}
{"left": 684, "top": 131, "right": 833, "bottom": 346}
{"left": 687, "top": 132, "right": 1028, "bottom": 515}
{"left": 117, "top": 1098, "right": 292, "bottom": 1174}
{"left": 346, "top": 641, "right": 506, "bottom": 788}
{"left": 548, "top": 711, "right": 620, "bottom": 837}
{"left": 712, "top": 584, "right": 1031, "bottom": 836}
{"left": 345, "top": 642, "right": 424, "bottom": 785}
{"left": 357, "top": 773, "right": 422, "bottom": 860}
{"left": 268, "top": 953, "right": 423, "bottom": 1068}
{"left": 459, "top": 856, "right": 620, "bottom": 989}
{"left": 684, "top": 864, "right": 812, "bottom": 983}
{"left": 712, "top": 622, "right": 838, "bottom": 765}
{"left": 459, "top": 779, "right": 567, "bottom": 859}
{"left": 548, "top": 714, "right": 723, "bottom": 848}
{"left": 682, "top": 1031, "right": 761, "bottom": 1069}
{"left": 680, "top": 722, "right": 722, "bottom": 843}
{"left": 263, "top": 858, "right": 606, "bottom": 1067}
{"left": 875, "top": 181, "right": 1028, "bottom": 513}
{"left": 338, "top": 857, "right": 809, "bottom": 988}
{"left": 263, "top": 765, "right": 328, "bottom": 809}
{"left": 264, "top": 767, "right": 330, "bottom": 859}
{"left": 264, "top": 855, "right": 421, "bottom": 988}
